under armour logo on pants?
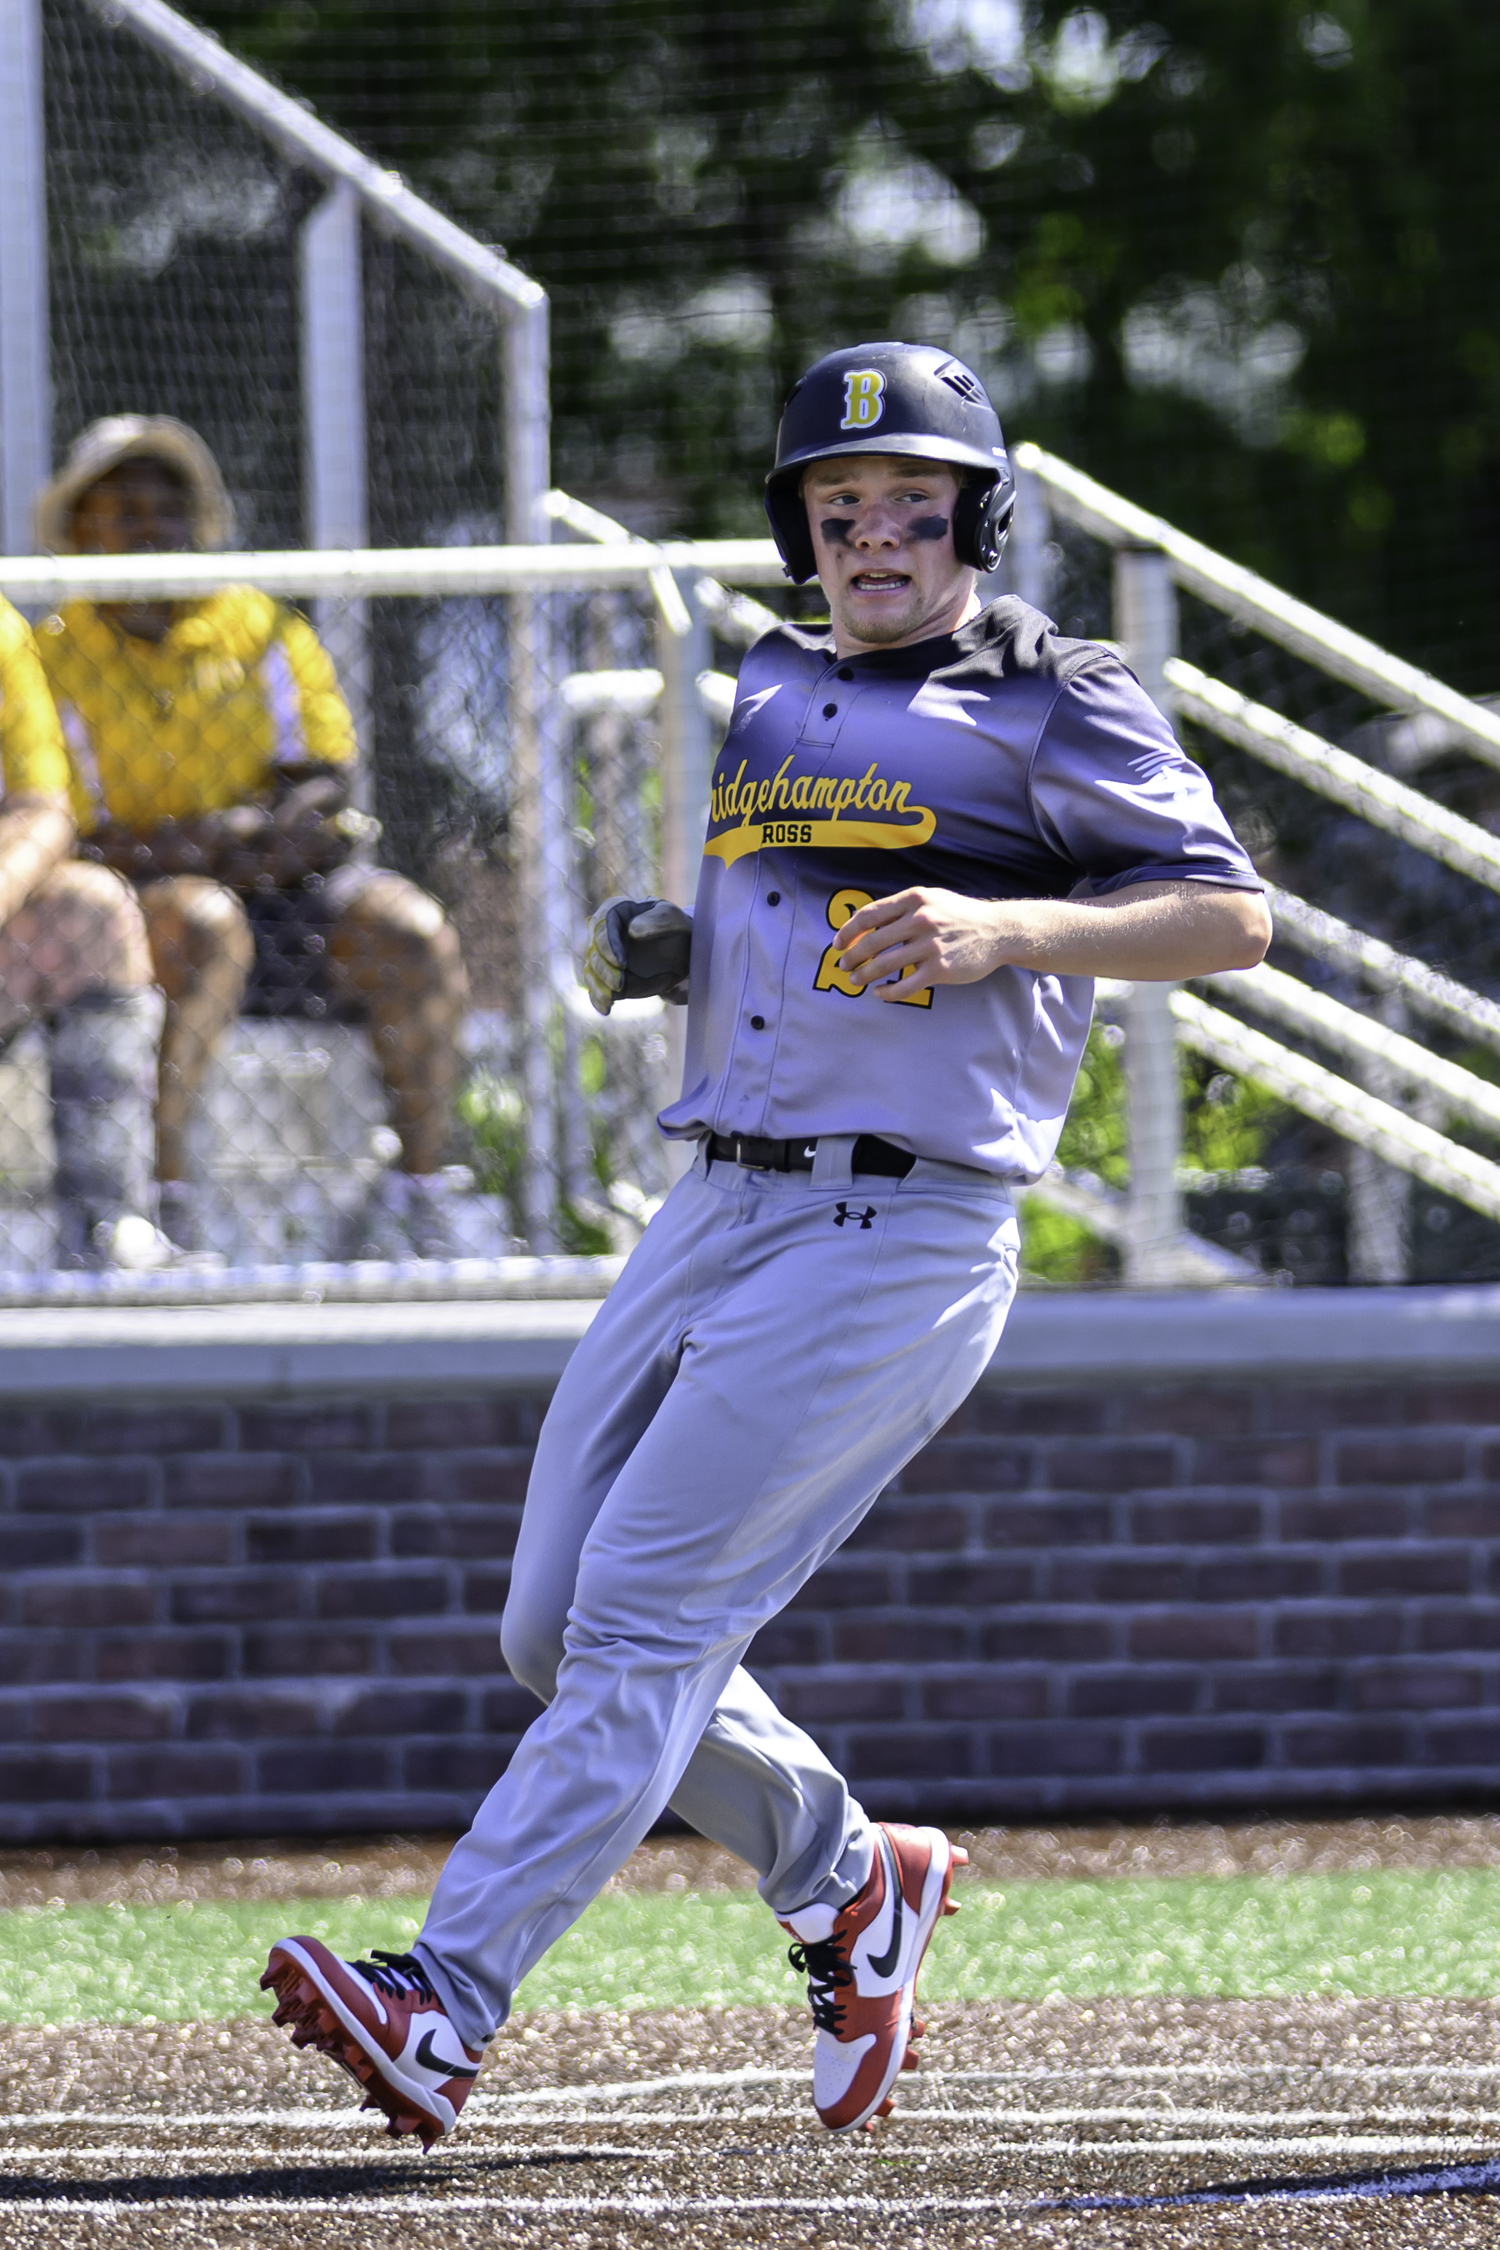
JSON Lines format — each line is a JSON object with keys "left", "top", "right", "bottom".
{"left": 833, "top": 1202, "right": 877, "bottom": 1230}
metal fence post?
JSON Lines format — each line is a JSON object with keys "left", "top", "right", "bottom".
{"left": 501, "top": 300, "right": 560, "bottom": 1248}
{"left": 1346, "top": 990, "right": 1413, "bottom": 1282}
{"left": 1113, "top": 544, "right": 1187, "bottom": 1287}
{"left": 1006, "top": 460, "right": 1055, "bottom": 616}
{"left": 299, "top": 182, "right": 371, "bottom": 809}
{"left": 0, "top": 0, "right": 49, "bottom": 556}
{"left": 655, "top": 572, "right": 711, "bottom": 1170}
{"left": 657, "top": 574, "right": 712, "bottom": 911}
{"left": 543, "top": 607, "right": 590, "bottom": 1225}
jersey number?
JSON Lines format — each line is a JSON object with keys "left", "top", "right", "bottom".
{"left": 813, "top": 889, "right": 932, "bottom": 1007}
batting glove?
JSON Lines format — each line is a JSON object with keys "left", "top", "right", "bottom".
{"left": 581, "top": 896, "right": 693, "bottom": 1016}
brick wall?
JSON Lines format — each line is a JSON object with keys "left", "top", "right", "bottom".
{"left": 3, "top": 1341, "right": 1499, "bottom": 1840}
{"left": 768, "top": 1371, "right": 1500, "bottom": 1817}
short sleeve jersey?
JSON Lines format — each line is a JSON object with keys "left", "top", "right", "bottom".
{"left": 35, "top": 587, "right": 355, "bottom": 834}
{"left": 0, "top": 597, "right": 71, "bottom": 801}
{"left": 658, "top": 597, "right": 1261, "bottom": 1182}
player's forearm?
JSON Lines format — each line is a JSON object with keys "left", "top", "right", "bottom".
{"left": 835, "top": 879, "right": 1271, "bottom": 997}
{"left": 988, "top": 882, "right": 1272, "bottom": 980}
{"left": 0, "top": 796, "right": 76, "bottom": 927}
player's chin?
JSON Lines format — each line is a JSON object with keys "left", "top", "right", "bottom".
{"left": 846, "top": 585, "right": 914, "bottom": 613}
{"left": 839, "top": 581, "right": 920, "bottom": 638}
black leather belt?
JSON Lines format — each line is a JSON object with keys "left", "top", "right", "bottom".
{"left": 706, "top": 1132, "right": 914, "bottom": 1179}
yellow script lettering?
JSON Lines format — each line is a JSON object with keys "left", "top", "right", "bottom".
{"left": 813, "top": 889, "right": 872, "bottom": 998}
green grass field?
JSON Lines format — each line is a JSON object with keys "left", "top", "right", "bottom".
{"left": 2, "top": 1868, "right": 1498, "bottom": 2024}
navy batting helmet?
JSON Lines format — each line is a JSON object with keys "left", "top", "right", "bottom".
{"left": 765, "top": 342, "right": 1014, "bottom": 584}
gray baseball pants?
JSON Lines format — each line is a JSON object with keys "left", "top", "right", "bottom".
{"left": 414, "top": 1138, "right": 1020, "bottom": 2048}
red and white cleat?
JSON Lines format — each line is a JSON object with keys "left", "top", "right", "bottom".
{"left": 780, "top": 1822, "right": 966, "bottom": 2134}
{"left": 261, "top": 1938, "right": 482, "bottom": 2151}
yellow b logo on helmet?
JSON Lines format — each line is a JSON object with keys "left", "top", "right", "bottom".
{"left": 840, "top": 370, "right": 886, "bottom": 430}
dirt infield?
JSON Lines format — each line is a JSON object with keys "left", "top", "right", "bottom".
{"left": 7, "top": 1826, "right": 1500, "bottom": 2243}
{"left": 4, "top": 1998, "right": 1500, "bottom": 2245}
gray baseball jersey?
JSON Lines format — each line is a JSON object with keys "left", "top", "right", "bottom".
{"left": 659, "top": 597, "right": 1261, "bottom": 1180}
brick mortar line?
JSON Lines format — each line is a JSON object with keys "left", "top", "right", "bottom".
{"left": 3, "top": 1377, "right": 1500, "bottom": 1826}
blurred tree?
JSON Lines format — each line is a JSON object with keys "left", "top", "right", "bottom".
{"left": 192, "top": 0, "right": 1500, "bottom": 686}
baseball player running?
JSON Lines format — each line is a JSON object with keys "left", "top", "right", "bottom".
{"left": 264, "top": 343, "right": 1270, "bottom": 2145}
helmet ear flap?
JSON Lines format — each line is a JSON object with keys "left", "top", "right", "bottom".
{"left": 764, "top": 480, "right": 817, "bottom": 583}
{"left": 952, "top": 476, "right": 1015, "bottom": 574}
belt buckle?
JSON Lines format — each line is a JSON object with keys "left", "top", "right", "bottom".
{"left": 733, "top": 1135, "right": 771, "bottom": 1171}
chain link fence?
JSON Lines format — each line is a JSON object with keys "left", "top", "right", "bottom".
{"left": 0, "top": 0, "right": 819, "bottom": 1293}
{"left": 4, "top": 508, "right": 1499, "bottom": 1295}
{"left": 5, "top": 0, "right": 1499, "bottom": 1294}
{"left": 1018, "top": 466, "right": 1500, "bottom": 1291}
{"left": 42, "top": 0, "right": 518, "bottom": 549}
{"left": 0, "top": 549, "right": 781, "bottom": 1282}
{"left": 0, "top": 0, "right": 600, "bottom": 1286}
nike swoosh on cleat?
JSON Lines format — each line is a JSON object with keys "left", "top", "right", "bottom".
{"left": 865, "top": 1837, "right": 905, "bottom": 1981}
{"left": 414, "top": 2030, "right": 478, "bottom": 2080}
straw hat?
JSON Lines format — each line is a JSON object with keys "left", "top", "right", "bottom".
{"left": 35, "top": 415, "right": 235, "bottom": 553}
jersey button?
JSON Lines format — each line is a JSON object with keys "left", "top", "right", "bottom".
{"left": 750, "top": 1015, "right": 766, "bottom": 1030}
{"left": 837, "top": 666, "right": 853, "bottom": 681}
{"left": 822, "top": 702, "right": 837, "bottom": 718}
{"left": 766, "top": 891, "right": 780, "bottom": 906}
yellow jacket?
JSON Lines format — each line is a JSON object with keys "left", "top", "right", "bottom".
{"left": 35, "top": 587, "right": 355, "bottom": 833}
{"left": 0, "top": 596, "right": 72, "bottom": 801}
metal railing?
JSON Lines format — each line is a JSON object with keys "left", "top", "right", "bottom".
{"left": 1019, "top": 442, "right": 1500, "bottom": 1286}
{"left": 1, "top": 0, "right": 551, "bottom": 557}
{"left": 1014, "top": 443, "right": 1500, "bottom": 772}
{"left": 1166, "top": 664, "right": 1500, "bottom": 894}
{"left": 0, "top": 535, "right": 776, "bottom": 1294}
{"left": 0, "top": 461, "right": 1495, "bottom": 1293}
{"left": 1263, "top": 884, "right": 1500, "bottom": 1058}
{"left": 8, "top": 0, "right": 1487, "bottom": 1288}
{"left": 1170, "top": 992, "right": 1500, "bottom": 1225}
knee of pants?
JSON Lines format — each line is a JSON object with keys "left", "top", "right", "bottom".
{"left": 498, "top": 1600, "right": 565, "bottom": 1706}
{"left": 45, "top": 859, "right": 147, "bottom": 939}
{"left": 47, "top": 859, "right": 138, "bottom": 917}
{"left": 327, "top": 871, "right": 465, "bottom": 978}
{"left": 139, "top": 877, "right": 254, "bottom": 973}
{"left": 25, "top": 862, "right": 152, "bottom": 989}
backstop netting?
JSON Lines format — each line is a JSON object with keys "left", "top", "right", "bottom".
{"left": 2, "top": 0, "right": 714, "bottom": 1281}
{"left": 46, "top": 0, "right": 513, "bottom": 551}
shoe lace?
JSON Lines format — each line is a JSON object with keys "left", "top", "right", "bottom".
{"left": 351, "top": 1948, "right": 438, "bottom": 2005}
{"left": 786, "top": 1934, "right": 852, "bottom": 2035}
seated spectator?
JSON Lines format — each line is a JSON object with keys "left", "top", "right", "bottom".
{"left": 35, "top": 416, "right": 469, "bottom": 1256}
{"left": 0, "top": 596, "right": 165, "bottom": 1267}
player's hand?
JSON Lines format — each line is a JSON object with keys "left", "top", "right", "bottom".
{"left": 581, "top": 896, "right": 693, "bottom": 1015}
{"left": 204, "top": 805, "right": 340, "bottom": 889}
{"left": 834, "top": 886, "right": 1010, "bottom": 1000}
